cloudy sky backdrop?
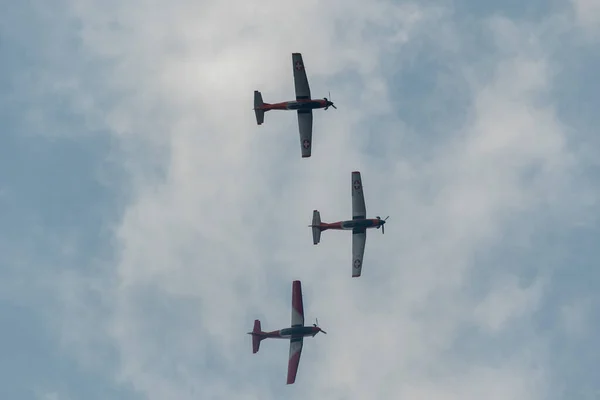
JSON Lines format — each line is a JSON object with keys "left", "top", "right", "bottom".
{"left": 1, "top": 0, "right": 599, "bottom": 399}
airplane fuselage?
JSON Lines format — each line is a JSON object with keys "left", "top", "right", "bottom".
{"left": 319, "top": 218, "right": 384, "bottom": 231}
{"left": 259, "top": 325, "right": 321, "bottom": 339}
{"left": 261, "top": 99, "right": 328, "bottom": 111}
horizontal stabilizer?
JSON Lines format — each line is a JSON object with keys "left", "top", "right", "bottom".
{"left": 311, "top": 210, "right": 321, "bottom": 245}
{"left": 254, "top": 90, "right": 265, "bottom": 125}
{"left": 249, "top": 319, "right": 265, "bottom": 353}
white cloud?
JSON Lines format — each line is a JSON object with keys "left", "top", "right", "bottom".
{"left": 41, "top": 1, "right": 593, "bottom": 399}
{"left": 571, "top": 0, "right": 600, "bottom": 34}
{"left": 473, "top": 276, "right": 544, "bottom": 333}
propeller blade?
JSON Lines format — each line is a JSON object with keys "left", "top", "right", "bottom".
{"left": 382, "top": 224, "right": 385, "bottom": 234}
{"left": 320, "top": 329, "right": 327, "bottom": 334}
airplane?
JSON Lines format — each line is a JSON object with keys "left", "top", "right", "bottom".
{"left": 309, "top": 171, "right": 389, "bottom": 278}
{"left": 253, "top": 53, "right": 337, "bottom": 158}
{"left": 248, "top": 280, "right": 326, "bottom": 384}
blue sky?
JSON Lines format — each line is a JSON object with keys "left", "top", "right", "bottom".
{"left": 1, "top": 1, "right": 599, "bottom": 399}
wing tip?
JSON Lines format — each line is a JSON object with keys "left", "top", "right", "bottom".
{"left": 287, "top": 348, "right": 302, "bottom": 385}
{"left": 352, "top": 170, "right": 361, "bottom": 174}
{"left": 302, "top": 155, "right": 311, "bottom": 158}
{"left": 352, "top": 274, "right": 361, "bottom": 278}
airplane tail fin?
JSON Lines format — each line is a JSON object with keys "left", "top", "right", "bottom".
{"left": 310, "top": 210, "right": 322, "bottom": 245}
{"left": 249, "top": 319, "right": 265, "bottom": 354}
{"left": 254, "top": 91, "right": 265, "bottom": 125}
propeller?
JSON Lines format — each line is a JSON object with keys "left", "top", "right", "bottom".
{"left": 324, "top": 91, "right": 337, "bottom": 110}
{"left": 376, "top": 216, "right": 389, "bottom": 234}
{"left": 313, "top": 318, "right": 327, "bottom": 334}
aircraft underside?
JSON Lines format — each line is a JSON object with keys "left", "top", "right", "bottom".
{"left": 323, "top": 219, "right": 378, "bottom": 230}
{"left": 266, "top": 100, "right": 324, "bottom": 111}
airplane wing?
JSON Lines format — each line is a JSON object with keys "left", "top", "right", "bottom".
{"left": 291, "top": 280, "right": 304, "bottom": 327}
{"left": 297, "top": 110, "right": 313, "bottom": 158}
{"left": 352, "top": 230, "right": 366, "bottom": 277}
{"left": 352, "top": 171, "right": 366, "bottom": 219}
{"left": 292, "top": 53, "right": 311, "bottom": 100}
{"left": 287, "top": 337, "right": 304, "bottom": 384}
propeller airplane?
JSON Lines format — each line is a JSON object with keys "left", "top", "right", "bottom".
{"left": 248, "top": 280, "right": 326, "bottom": 384}
{"left": 253, "top": 53, "right": 336, "bottom": 158}
{"left": 309, "top": 171, "right": 388, "bottom": 277}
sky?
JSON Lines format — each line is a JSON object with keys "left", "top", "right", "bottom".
{"left": 1, "top": 0, "right": 599, "bottom": 399}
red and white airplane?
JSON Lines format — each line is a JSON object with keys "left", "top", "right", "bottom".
{"left": 248, "top": 280, "right": 326, "bottom": 385}
{"left": 310, "top": 171, "right": 389, "bottom": 277}
{"left": 253, "top": 53, "right": 336, "bottom": 158}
